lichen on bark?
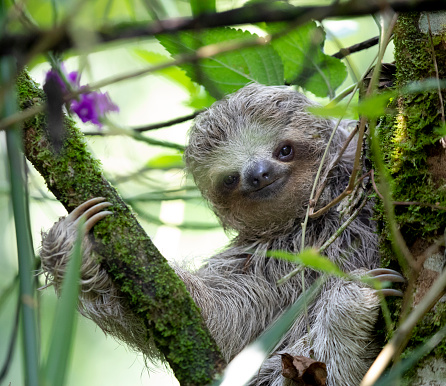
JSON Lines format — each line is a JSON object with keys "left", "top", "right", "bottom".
{"left": 17, "top": 70, "right": 224, "bottom": 385}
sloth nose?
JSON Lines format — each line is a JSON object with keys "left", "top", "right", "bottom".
{"left": 246, "top": 160, "right": 274, "bottom": 189}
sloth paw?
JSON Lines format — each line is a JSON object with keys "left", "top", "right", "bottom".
{"left": 66, "top": 197, "right": 113, "bottom": 233}
{"left": 367, "top": 268, "right": 405, "bottom": 297}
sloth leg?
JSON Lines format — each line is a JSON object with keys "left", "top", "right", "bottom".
{"left": 305, "top": 270, "right": 405, "bottom": 386}
{"left": 252, "top": 271, "right": 404, "bottom": 386}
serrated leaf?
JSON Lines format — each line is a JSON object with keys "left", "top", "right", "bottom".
{"left": 146, "top": 153, "right": 184, "bottom": 169}
{"left": 268, "top": 21, "right": 347, "bottom": 98}
{"left": 157, "top": 28, "right": 284, "bottom": 98}
{"left": 271, "top": 248, "right": 346, "bottom": 277}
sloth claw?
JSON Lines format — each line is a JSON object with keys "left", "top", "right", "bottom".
{"left": 371, "top": 274, "right": 406, "bottom": 283}
{"left": 66, "top": 197, "right": 106, "bottom": 222}
{"left": 85, "top": 211, "right": 113, "bottom": 233}
{"left": 66, "top": 197, "right": 113, "bottom": 232}
{"left": 367, "top": 268, "right": 405, "bottom": 283}
{"left": 367, "top": 268, "right": 405, "bottom": 298}
{"left": 75, "top": 202, "right": 113, "bottom": 225}
{"left": 376, "top": 288, "right": 404, "bottom": 298}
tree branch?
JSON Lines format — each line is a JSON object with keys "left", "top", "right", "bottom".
{"left": 85, "top": 110, "right": 204, "bottom": 136}
{"left": 332, "top": 36, "right": 379, "bottom": 59}
{"left": 17, "top": 71, "right": 224, "bottom": 385}
{"left": 1, "top": 0, "right": 444, "bottom": 57}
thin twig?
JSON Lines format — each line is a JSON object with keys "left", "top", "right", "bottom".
{"left": 332, "top": 36, "right": 380, "bottom": 59}
{"left": 319, "top": 195, "right": 369, "bottom": 253}
{"left": 0, "top": 35, "right": 270, "bottom": 131}
{"left": 360, "top": 266, "right": 446, "bottom": 386}
{"left": 278, "top": 195, "right": 369, "bottom": 285}
{"left": 0, "top": 104, "right": 45, "bottom": 131}
{"left": 1, "top": 16, "right": 332, "bottom": 131}
{"left": 310, "top": 123, "right": 360, "bottom": 213}
{"left": 309, "top": 169, "right": 372, "bottom": 218}
{"left": 85, "top": 110, "right": 204, "bottom": 136}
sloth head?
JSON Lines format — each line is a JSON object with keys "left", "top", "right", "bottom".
{"left": 184, "top": 83, "right": 339, "bottom": 237}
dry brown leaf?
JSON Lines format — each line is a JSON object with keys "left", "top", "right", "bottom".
{"left": 280, "top": 353, "right": 327, "bottom": 386}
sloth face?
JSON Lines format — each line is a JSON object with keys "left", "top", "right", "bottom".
{"left": 185, "top": 83, "right": 331, "bottom": 236}
{"left": 206, "top": 125, "right": 320, "bottom": 234}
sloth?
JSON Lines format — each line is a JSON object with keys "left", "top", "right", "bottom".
{"left": 40, "top": 83, "right": 404, "bottom": 385}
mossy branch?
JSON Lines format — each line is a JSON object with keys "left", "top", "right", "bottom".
{"left": 17, "top": 71, "right": 224, "bottom": 385}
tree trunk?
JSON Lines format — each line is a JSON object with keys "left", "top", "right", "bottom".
{"left": 377, "top": 11, "right": 446, "bottom": 384}
{"left": 17, "top": 71, "right": 224, "bottom": 386}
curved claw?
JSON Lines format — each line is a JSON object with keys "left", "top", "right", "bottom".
{"left": 66, "top": 197, "right": 106, "bottom": 222}
{"left": 367, "top": 268, "right": 405, "bottom": 282}
{"left": 368, "top": 268, "right": 403, "bottom": 277}
{"left": 74, "top": 202, "right": 113, "bottom": 225}
{"left": 377, "top": 288, "right": 404, "bottom": 298}
{"left": 85, "top": 211, "right": 113, "bottom": 233}
{"left": 371, "top": 274, "right": 406, "bottom": 283}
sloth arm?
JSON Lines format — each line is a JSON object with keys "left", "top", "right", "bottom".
{"left": 173, "top": 259, "right": 285, "bottom": 362}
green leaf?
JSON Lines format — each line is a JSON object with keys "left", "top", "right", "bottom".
{"left": 355, "top": 92, "right": 396, "bottom": 119}
{"left": 190, "top": 0, "right": 216, "bottom": 16}
{"left": 3, "top": 56, "right": 39, "bottom": 386}
{"left": 270, "top": 248, "right": 346, "bottom": 277}
{"left": 133, "top": 49, "right": 215, "bottom": 109}
{"left": 146, "top": 153, "right": 184, "bottom": 169}
{"left": 307, "top": 104, "right": 351, "bottom": 119}
{"left": 42, "top": 220, "right": 84, "bottom": 386}
{"left": 268, "top": 21, "right": 347, "bottom": 98}
{"left": 157, "top": 27, "right": 284, "bottom": 99}
{"left": 134, "top": 50, "right": 196, "bottom": 93}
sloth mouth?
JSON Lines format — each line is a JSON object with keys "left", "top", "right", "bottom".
{"left": 245, "top": 176, "right": 288, "bottom": 200}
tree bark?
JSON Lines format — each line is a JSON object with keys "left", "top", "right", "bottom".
{"left": 17, "top": 71, "right": 224, "bottom": 385}
{"left": 377, "top": 11, "right": 446, "bottom": 383}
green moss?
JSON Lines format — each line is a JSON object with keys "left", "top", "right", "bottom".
{"left": 376, "top": 14, "right": 446, "bottom": 244}
{"left": 373, "top": 12, "right": 446, "bottom": 382}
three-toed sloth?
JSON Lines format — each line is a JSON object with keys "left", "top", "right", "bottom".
{"left": 41, "top": 83, "right": 403, "bottom": 385}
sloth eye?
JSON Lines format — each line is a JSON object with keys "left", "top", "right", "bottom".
{"left": 223, "top": 174, "right": 239, "bottom": 188}
{"left": 277, "top": 144, "right": 294, "bottom": 162}
{"left": 280, "top": 146, "right": 292, "bottom": 156}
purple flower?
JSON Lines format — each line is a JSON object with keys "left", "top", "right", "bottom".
{"left": 67, "top": 71, "right": 80, "bottom": 87}
{"left": 45, "top": 64, "right": 119, "bottom": 127}
{"left": 71, "top": 91, "right": 119, "bottom": 127}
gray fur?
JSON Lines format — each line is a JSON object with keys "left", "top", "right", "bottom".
{"left": 41, "top": 83, "right": 381, "bottom": 385}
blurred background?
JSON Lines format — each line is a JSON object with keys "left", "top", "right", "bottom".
{"left": 0, "top": 0, "right": 394, "bottom": 384}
